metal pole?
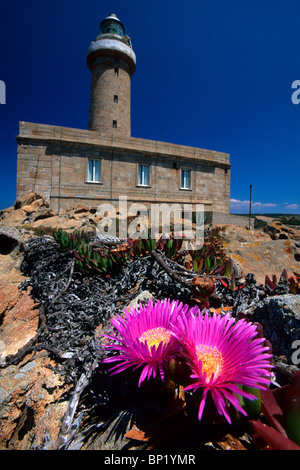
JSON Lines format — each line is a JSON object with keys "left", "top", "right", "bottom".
{"left": 249, "top": 184, "right": 252, "bottom": 229}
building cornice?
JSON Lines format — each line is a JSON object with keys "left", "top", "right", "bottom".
{"left": 16, "top": 122, "right": 231, "bottom": 169}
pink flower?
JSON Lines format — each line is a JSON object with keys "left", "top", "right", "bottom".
{"left": 102, "top": 298, "right": 197, "bottom": 386}
{"left": 173, "top": 310, "right": 273, "bottom": 423}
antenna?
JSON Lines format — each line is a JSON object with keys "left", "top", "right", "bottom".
{"left": 249, "top": 184, "right": 252, "bottom": 229}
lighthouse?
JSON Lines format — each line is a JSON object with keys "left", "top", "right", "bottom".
{"left": 16, "top": 13, "right": 231, "bottom": 217}
{"left": 87, "top": 13, "right": 136, "bottom": 136}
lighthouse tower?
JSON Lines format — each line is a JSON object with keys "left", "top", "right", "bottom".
{"left": 87, "top": 13, "right": 136, "bottom": 137}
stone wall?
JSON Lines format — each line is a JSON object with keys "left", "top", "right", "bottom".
{"left": 88, "top": 60, "right": 131, "bottom": 136}
{"left": 212, "top": 212, "right": 254, "bottom": 228}
{"left": 16, "top": 122, "right": 231, "bottom": 214}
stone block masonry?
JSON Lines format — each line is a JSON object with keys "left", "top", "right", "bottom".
{"left": 15, "top": 13, "right": 231, "bottom": 224}
{"left": 88, "top": 60, "right": 131, "bottom": 136}
{"left": 16, "top": 122, "right": 231, "bottom": 215}
{"left": 86, "top": 14, "right": 136, "bottom": 137}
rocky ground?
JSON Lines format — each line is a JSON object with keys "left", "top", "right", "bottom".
{"left": 0, "top": 192, "right": 299, "bottom": 450}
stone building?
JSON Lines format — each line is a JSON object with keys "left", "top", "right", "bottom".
{"left": 16, "top": 13, "right": 231, "bottom": 220}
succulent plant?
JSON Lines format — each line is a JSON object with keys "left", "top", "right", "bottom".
{"left": 52, "top": 227, "right": 237, "bottom": 286}
{"left": 187, "top": 228, "right": 227, "bottom": 275}
{"left": 74, "top": 244, "right": 132, "bottom": 277}
{"left": 264, "top": 269, "right": 300, "bottom": 295}
{"left": 129, "top": 237, "right": 157, "bottom": 257}
{"left": 288, "top": 275, "right": 300, "bottom": 294}
{"left": 53, "top": 229, "right": 94, "bottom": 252}
{"left": 155, "top": 234, "right": 185, "bottom": 261}
{"left": 281, "top": 370, "right": 300, "bottom": 446}
{"left": 249, "top": 370, "right": 300, "bottom": 450}
{"left": 53, "top": 229, "right": 132, "bottom": 276}
{"left": 189, "top": 275, "right": 216, "bottom": 307}
{"left": 129, "top": 234, "right": 185, "bottom": 261}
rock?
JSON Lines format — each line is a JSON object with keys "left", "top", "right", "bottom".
{"left": 0, "top": 208, "right": 27, "bottom": 228}
{"left": 13, "top": 192, "right": 49, "bottom": 210}
{"left": 0, "top": 285, "right": 39, "bottom": 357}
{"left": 70, "top": 204, "right": 91, "bottom": 215}
{"left": 220, "top": 225, "right": 271, "bottom": 245}
{"left": 220, "top": 225, "right": 300, "bottom": 284}
{"left": 263, "top": 220, "right": 300, "bottom": 241}
{"left": 126, "top": 290, "right": 153, "bottom": 310}
{"left": 0, "top": 192, "right": 50, "bottom": 230}
{"left": 0, "top": 240, "right": 72, "bottom": 449}
{"left": 1, "top": 196, "right": 300, "bottom": 449}
{"left": 251, "top": 294, "right": 300, "bottom": 363}
{"left": 0, "top": 238, "right": 40, "bottom": 361}
{"left": 22, "top": 198, "right": 49, "bottom": 215}
{"left": 0, "top": 214, "right": 299, "bottom": 450}
{"left": 29, "top": 208, "right": 55, "bottom": 222}
{"left": 0, "top": 192, "right": 98, "bottom": 233}
{"left": 0, "top": 227, "right": 23, "bottom": 255}
{"left": 0, "top": 353, "right": 71, "bottom": 450}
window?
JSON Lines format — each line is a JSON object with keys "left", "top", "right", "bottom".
{"left": 181, "top": 169, "right": 191, "bottom": 189}
{"left": 138, "top": 164, "right": 149, "bottom": 186}
{"left": 114, "top": 95, "right": 118, "bottom": 103}
{"left": 87, "top": 159, "right": 101, "bottom": 183}
{"left": 114, "top": 68, "right": 119, "bottom": 76}
{"left": 113, "top": 120, "right": 117, "bottom": 128}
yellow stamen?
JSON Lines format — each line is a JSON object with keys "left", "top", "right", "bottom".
{"left": 196, "top": 344, "right": 223, "bottom": 382}
{"left": 139, "top": 327, "right": 171, "bottom": 350}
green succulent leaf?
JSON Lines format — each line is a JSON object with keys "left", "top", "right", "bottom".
{"left": 241, "top": 385, "right": 261, "bottom": 417}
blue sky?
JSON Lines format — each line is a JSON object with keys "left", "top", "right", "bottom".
{"left": 1, "top": 0, "right": 300, "bottom": 214}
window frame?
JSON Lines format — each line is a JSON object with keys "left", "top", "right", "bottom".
{"left": 86, "top": 158, "right": 102, "bottom": 184}
{"left": 137, "top": 163, "right": 151, "bottom": 187}
{"left": 180, "top": 168, "right": 192, "bottom": 190}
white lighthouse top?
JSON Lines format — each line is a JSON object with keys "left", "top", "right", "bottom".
{"left": 105, "top": 13, "right": 119, "bottom": 20}
{"left": 87, "top": 13, "right": 136, "bottom": 75}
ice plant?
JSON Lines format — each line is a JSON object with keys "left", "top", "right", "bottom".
{"left": 173, "top": 310, "right": 273, "bottom": 423}
{"left": 102, "top": 298, "right": 196, "bottom": 386}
